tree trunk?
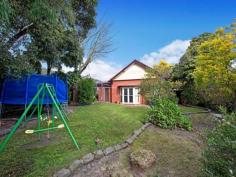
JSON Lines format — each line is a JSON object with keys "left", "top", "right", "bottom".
{"left": 47, "top": 63, "right": 51, "bottom": 75}
{"left": 72, "top": 85, "right": 78, "bottom": 104}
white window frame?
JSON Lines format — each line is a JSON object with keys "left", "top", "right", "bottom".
{"left": 121, "top": 87, "right": 140, "bottom": 104}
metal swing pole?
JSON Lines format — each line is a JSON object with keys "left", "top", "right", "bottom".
{"left": 22, "top": 105, "right": 38, "bottom": 127}
{"left": 0, "top": 84, "right": 44, "bottom": 152}
{"left": 45, "top": 84, "right": 79, "bottom": 150}
{"left": 37, "top": 84, "right": 46, "bottom": 139}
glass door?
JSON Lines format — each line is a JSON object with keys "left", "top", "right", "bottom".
{"left": 121, "top": 87, "right": 138, "bottom": 104}
{"left": 129, "top": 88, "right": 133, "bottom": 103}
{"left": 123, "top": 88, "right": 128, "bottom": 103}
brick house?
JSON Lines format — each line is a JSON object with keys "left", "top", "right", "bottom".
{"left": 97, "top": 60, "right": 150, "bottom": 104}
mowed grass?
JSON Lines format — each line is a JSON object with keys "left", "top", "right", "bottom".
{"left": 179, "top": 105, "right": 207, "bottom": 113}
{"left": 0, "top": 103, "right": 147, "bottom": 177}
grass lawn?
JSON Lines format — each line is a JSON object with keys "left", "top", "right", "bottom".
{"left": 0, "top": 103, "right": 147, "bottom": 177}
{"left": 179, "top": 105, "right": 207, "bottom": 113}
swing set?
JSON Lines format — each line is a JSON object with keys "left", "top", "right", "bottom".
{"left": 0, "top": 83, "right": 79, "bottom": 152}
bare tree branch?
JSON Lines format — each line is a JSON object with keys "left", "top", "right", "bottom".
{"left": 7, "top": 23, "right": 34, "bottom": 47}
{"left": 78, "top": 22, "right": 113, "bottom": 74}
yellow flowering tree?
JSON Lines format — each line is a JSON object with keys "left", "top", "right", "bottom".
{"left": 193, "top": 29, "right": 236, "bottom": 109}
{"left": 141, "top": 60, "right": 181, "bottom": 101}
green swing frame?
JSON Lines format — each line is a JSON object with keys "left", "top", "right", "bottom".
{"left": 0, "top": 83, "right": 79, "bottom": 152}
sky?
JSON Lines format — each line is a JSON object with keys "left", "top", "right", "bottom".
{"left": 82, "top": 0, "right": 236, "bottom": 81}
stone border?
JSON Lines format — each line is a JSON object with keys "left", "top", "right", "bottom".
{"left": 53, "top": 122, "right": 152, "bottom": 177}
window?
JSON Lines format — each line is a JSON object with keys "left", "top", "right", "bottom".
{"left": 121, "top": 87, "right": 140, "bottom": 104}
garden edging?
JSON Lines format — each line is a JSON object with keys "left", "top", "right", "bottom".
{"left": 53, "top": 122, "right": 152, "bottom": 177}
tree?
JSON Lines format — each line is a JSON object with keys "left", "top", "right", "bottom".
{"left": 77, "top": 77, "right": 96, "bottom": 104}
{"left": 172, "top": 33, "right": 215, "bottom": 105}
{"left": 0, "top": 0, "right": 98, "bottom": 77}
{"left": 193, "top": 29, "right": 236, "bottom": 110}
{"left": 61, "top": 22, "right": 113, "bottom": 103}
{"left": 141, "top": 60, "right": 178, "bottom": 102}
{"left": 78, "top": 23, "right": 113, "bottom": 74}
{"left": 31, "top": 21, "right": 66, "bottom": 75}
{"left": 62, "top": 23, "right": 113, "bottom": 74}
{"left": 0, "top": 0, "right": 113, "bottom": 105}
{"left": 142, "top": 61, "right": 192, "bottom": 131}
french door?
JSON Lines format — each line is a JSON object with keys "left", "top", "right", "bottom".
{"left": 121, "top": 87, "right": 140, "bottom": 104}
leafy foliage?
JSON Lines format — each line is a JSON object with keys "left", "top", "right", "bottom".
{"left": 78, "top": 77, "right": 96, "bottom": 104}
{"left": 147, "top": 97, "right": 192, "bottom": 131}
{"left": 172, "top": 33, "right": 215, "bottom": 105}
{"left": 193, "top": 29, "right": 236, "bottom": 109}
{"left": 66, "top": 71, "right": 81, "bottom": 86}
{"left": 141, "top": 61, "right": 192, "bottom": 130}
{"left": 202, "top": 108, "right": 236, "bottom": 177}
{"left": 0, "top": 0, "right": 97, "bottom": 78}
{"left": 141, "top": 60, "right": 180, "bottom": 102}
{"left": 0, "top": 42, "right": 36, "bottom": 80}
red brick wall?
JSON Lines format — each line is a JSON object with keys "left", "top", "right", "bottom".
{"left": 97, "top": 80, "right": 146, "bottom": 104}
{"left": 97, "top": 87, "right": 111, "bottom": 102}
{"left": 110, "top": 80, "right": 145, "bottom": 104}
{"left": 97, "top": 87, "right": 104, "bottom": 102}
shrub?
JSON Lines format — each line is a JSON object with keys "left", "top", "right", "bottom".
{"left": 177, "top": 115, "right": 192, "bottom": 131}
{"left": 181, "top": 82, "right": 200, "bottom": 105}
{"left": 78, "top": 77, "right": 96, "bottom": 104}
{"left": 202, "top": 108, "right": 236, "bottom": 177}
{"left": 147, "top": 97, "right": 192, "bottom": 131}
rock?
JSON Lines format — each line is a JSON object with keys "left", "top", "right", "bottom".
{"left": 141, "top": 125, "right": 145, "bottom": 131}
{"left": 69, "top": 159, "right": 83, "bottom": 171}
{"left": 53, "top": 168, "right": 71, "bottom": 177}
{"left": 94, "top": 149, "right": 104, "bottom": 159}
{"left": 130, "top": 149, "right": 156, "bottom": 169}
{"left": 114, "top": 144, "right": 122, "bottom": 151}
{"left": 212, "top": 113, "right": 223, "bottom": 119}
{"left": 120, "top": 142, "right": 128, "bottom": 149}
{"left": 145, "top": 122, "right": 151, "bottom": 128}
{"left": 82, "top": 168, "right": 87, "bottom": 172}
{"left": 100, "top": 166, "right": 106, "bottom": 171}
{"left": 104, "top": 146, "right": 114, "bottom": 155}
{"left": 141, "top": 123, "right": 150, "bottom": 130}
{"left": 133, "top": 129, "right": 142, "bottom": 136}
{"left": 125, "top": 136, "right": 135, "bottom": 144}
{"left": 111, "top": 169, "right": 133, "bottom": 177}
{"left": 82, "top": 153, "right": 94, "bottom": 164}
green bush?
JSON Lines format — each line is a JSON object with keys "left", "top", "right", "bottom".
{"left": 181, "top": 82, "right": 200, "bottom": 105}
{"left": 147, "top": 97, "right": 192, "bottom": 131}
{"left": 78, "top": 77, "right": 96, "bottom": 104}
{"left": 202, "top": 108, "right": 236, "bottom": 177}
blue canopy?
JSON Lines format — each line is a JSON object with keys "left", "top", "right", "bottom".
{"left": 0, "top": 74, "right": 68, "bottom": 105}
